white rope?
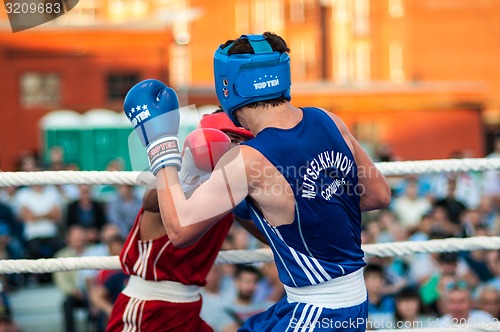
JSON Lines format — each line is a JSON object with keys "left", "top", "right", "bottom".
{"left": 2, "top": 236, "right": 500, "bottom": 274}
{"left": 375, "top": 158, "right": 500, "bottom": 176}
{"left": 215, "top": 236, "right": 500, "bottom": 264}
{"left": 0, "top": 158, "right": 498, "bottom": 186}
{"left": 0, "top": 256, "right": 121, "bottom": 274}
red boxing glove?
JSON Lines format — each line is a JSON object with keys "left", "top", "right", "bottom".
{"left": 179, "top": 128, "right": 232, "bottom": 193}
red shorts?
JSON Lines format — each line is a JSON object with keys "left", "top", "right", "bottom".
{"left": 106, "top": 293, "right": 213, "bottom": 332}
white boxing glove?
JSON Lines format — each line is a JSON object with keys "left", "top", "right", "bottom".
{"left": 178, "top": 128, "right": 232, "bottom": 193}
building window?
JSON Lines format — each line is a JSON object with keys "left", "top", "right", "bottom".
{"left": 389, "top": 41, "right": 405, "bottom": 82}
{"left": 169, "top": 44, "right": 191, "bottom": 88}
{"left": 235, "top": 0, "right": 250, "bottom": 34}
{"left": 20, "top": 72, "right": 60, "bottom": 108}
{"left": 290, "top": 0, "right": 305, "bottom": 23}
{"left": 353, "top": 0, "right": 369, "bottom": 36}
{"left": 107, "top": 0, "right": 150, "bottom": 22}
{"left": 56, "top": 0, "right": 99, "bottom": 25}
{"left": 266, "top": 0, "right": 284, "bottom": 34}
{"left": 388, "top": 0, "right": 404, "bottom": 18}
{"left": 107, "top": 73, "right": 139, "bottom": 101}
{"left": 353, "top": 41, "right": 370, "bottom": 83}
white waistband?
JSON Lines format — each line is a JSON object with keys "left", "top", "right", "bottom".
{"left": 122, "top": 275, "right": 201, "bottom": 303}
{"left": 284, "top": 268, "right": 367, "bottom": 309}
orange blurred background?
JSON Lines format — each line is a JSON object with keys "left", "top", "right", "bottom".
{"left": 1, "top": 0, "right": 499, "bottom": 170}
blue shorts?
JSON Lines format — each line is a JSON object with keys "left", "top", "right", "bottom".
{"left": 239, "top": 296, "right": 368, "bottom": 332}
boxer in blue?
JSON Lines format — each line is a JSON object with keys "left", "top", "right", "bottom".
{"left": 124, "top": 32, "right": 391, "bottom": 331}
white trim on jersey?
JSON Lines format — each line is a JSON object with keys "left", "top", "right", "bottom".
{"left": 301, "top": 305, "right": 319, "bottom": 331}
{"left": 297, "top": 251, "right": 325, "bottom": 284}
{"left": 308, "top": 306, "right": 323, "bottom": 332}
{"left": 122, "top": 222, "right": 140, "bottom": 275}
{"left": 273, "top": 227, "right": 318, "bottom": 285}
{"left": 123, "top": 297, "right": 143, "bottom": 332}
{"left": 295, "top": 202, "right": 314, "bottom": 258}
{"left": 153, "top": 240, "right": 171, "bottom": 281}
{"left": 274, "top": 226, "right": 333, "bottom": 285}
{"left": 248, "top": 204, "right": 298, "bottom": 287}
{"left": 293, "top": 303, "right": 312, "bottom": 332}
{"left": 133, "top": 240, "right": 153, "bottom": 279}
{"left": 285, "top": 303, "right": 300, "bottom": 332}
{"left": 309, "top": 256, "right": 332, "bottom": 281}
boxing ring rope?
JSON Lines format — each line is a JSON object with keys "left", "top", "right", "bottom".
{"left": 0, "top": 157, "right": 498, "bottom": 274}
{"left": 0, "top": 158, "right": 498, "bottom": 187}
{"left": 0, "top": 158, "right": 498, "bottom": 331}
{"left": 1, "top": 236, "right": 500, "bottom": 274}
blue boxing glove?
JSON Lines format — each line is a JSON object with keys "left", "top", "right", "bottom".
{"left": 124, "top": 79, "right": 181, "bottom": 175}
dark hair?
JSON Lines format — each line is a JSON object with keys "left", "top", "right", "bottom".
{"left": 395, "top": 287, "right": 423, "bottom": 323}
{"left": 363, "top": 264, "right": 385, "bottom": 278}
{"left": 396, "top": 286, "right": 420, "bottom": 302}
{"left": 108, "top": 234, "right": 125, "bottom": 245}
{"left": 220, "top": 32, "right": 290, "bottom": 110}
{"left": 220, "top": 31, "right": 290, "bottom": 55}
{"left": 438, "top": 252, "right": 458, "bottom": 264}
{"left": 235, "top": 264, "right": 262, "bottom": 280}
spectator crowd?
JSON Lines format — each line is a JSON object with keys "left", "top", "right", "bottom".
{"left": 0, "top": 139, "right": 499, "bottom": 331}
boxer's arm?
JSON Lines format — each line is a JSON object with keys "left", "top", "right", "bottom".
{"left": 157, "top": 146, "right": 253, "bottom": 248}
{"left": 326, "top": 112, "right": 391, "bottom": 212}
{"left": 143, "top": 188, "right": 160, "bottom": 213}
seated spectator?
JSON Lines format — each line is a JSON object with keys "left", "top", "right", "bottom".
{"left": 92, "top": 158, "right": 126, "bottom": 203}
{"left": 428, "top": 206, "right": 457, "bottom": 236}
{"left": 65, "top": 185, "right": 107, "bottom": 243}
{"left": 434, "top": 176, "right": 468, "bottom": 228}
{"left": 437, "top": 280, "right": 493, "bottom": 327}
{"left": 53, "top": 226, "right": 89, "bottom": 332}
{"left": 77, "top": 224, "right": 122, "bottom": 300}
{"left": 460, "top": 209, "right": 488, "bottom": 238}
{"left": 14, "top": 184, "right": 64, "bottom": 264}
{"left": 201, "top": 265, "right": 234, "bottom": 332}
{"left": 365, "top": 264, "right": 395, "bottom": 330}
{"left": 220, "top": 265, "right": 273, "bottom": 331}
{"left": 89, "top": 235, "right": 127, "bottom": 331}
{"left": 253, "top": 262, "right": 284, "bottom": 304}
{"left": 460, "top": 247, "right": 495, "bottom": 283}
{"left": 419, "top": 252, "right": 478, "bottom": 312}
{"left": 106, "top": 185, "right": 142, "bottom": 239}
{"left": 368, "top": 256, "right": 408, "bottom": 296}
{"left": 474, "top": 285, "right": 500, "bottom": 319}
{"left": 487, "top": 251, "right": 500, "bottom": 292}
{"left": 408, "top": 213, "right": 433, "bottom": 242}
{"left": 0, "top": 201, "right": 24, "bottom": 260}
{"left": 392, "top": 179, "right": 431, "bottom": 231}
{"left": 394, "top": 287, "right": 431, "bottom": 329}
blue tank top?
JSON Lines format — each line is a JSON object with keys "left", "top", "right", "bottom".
{"left": 242, "top": 107, "right": 365, "bottom": 287}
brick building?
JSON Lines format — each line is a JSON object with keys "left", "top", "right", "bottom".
{"left": 0, "top": 0, "right": 497, "bottom": 170}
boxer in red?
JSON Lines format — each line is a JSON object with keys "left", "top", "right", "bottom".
{"left": 106, "top": 111, "right": 257, "bottom": 331}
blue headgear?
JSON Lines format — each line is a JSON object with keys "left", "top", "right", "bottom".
{"left": 214, "top": 34, "right": 291, "bottom": 127}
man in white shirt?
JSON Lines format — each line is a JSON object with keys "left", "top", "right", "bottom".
{"left": 14, "top": 185, "right": 64, "bottom": 259}
{"left": 436, "top": 280, "right": 494, "bottom": 328}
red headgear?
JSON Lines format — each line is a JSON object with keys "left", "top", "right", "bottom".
{"left": 199, "top": 112, "right": 253, "bottom": 139}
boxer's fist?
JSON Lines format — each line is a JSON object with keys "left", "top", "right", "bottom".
{"left": 179, "top": 128, "right": 232, "bottom": 193}
{"left": 124, "top": 79, "right": 181, "bottom": 174}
